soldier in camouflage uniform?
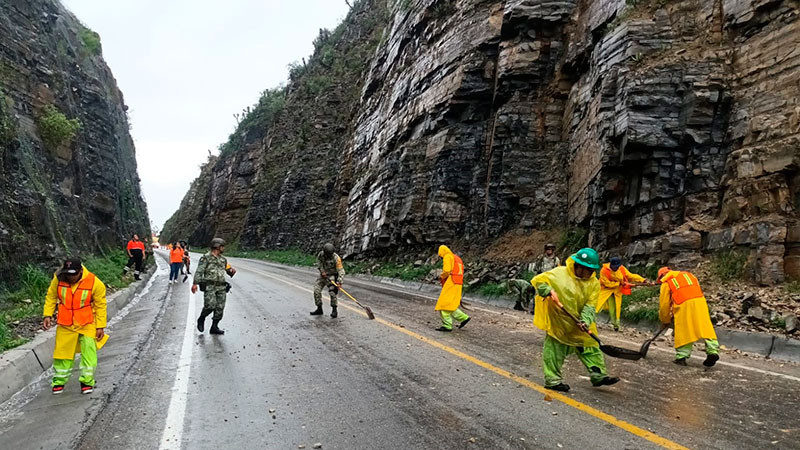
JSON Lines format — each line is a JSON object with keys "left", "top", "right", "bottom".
{"left": 310, "top": 243, "right": 345, "bottom": 318}
{"left": 192, "top": 238, "right": 236, "bottom": 335}
{"left": 529, "top": 243, "right": 561, "bottom": 275}
{"left": 507, "top": 279, "right": 536, "bottom": 314}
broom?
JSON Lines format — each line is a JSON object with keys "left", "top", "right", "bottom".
{"left": 331, "top": 281, "right": 375, "bottom": 320}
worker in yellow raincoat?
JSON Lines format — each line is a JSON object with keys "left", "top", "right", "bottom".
{"left": 657, "top": 267, "right": 719, "bottom": 367}
{"left": 434, "top": 245, "right": 470, "bottom": 332}
{"left": 596, "top": 257, "right": 647, "bottom": 331}
{"left": 532, "top": 248, "right": 619, "bottom": 392}
{"left": 42, "top": 258, "right": 108, "bottom": 394}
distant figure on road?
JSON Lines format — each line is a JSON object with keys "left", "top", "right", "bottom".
{"left": 310, "top": 243, "right": 345, "bottom": 318}
{"left": 169, "top": 243, "right": 185, "bottom": 284}
{"left": 124, "top": 233, "right": 145, "bottom": 280}
{"left": 528, "top": 243, "right": 560, "bottom": 275}
{"left": 531, "top": 248, "right": 619, "bottom": 392}
{"left": 596, "top": 257, "right": 647, "bottom": 331}
{"left": 42, "top": 258, "right": 109, "bottom": 395}
{"left": 434, "top": 245, "right": 470, "bottom": 332}
{"left": 192, "top": 238, "right": 236, "bottom": 335}
{"left": 507, "top": 279, "right": 535, "bottom": 313}
{"left": 180, "top": 240, "right": 191, "bottom": 275}
{"left": 657, "top": 267, "right": 719, "bottom": 367}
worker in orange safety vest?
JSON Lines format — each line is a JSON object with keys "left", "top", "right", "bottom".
{"left": 42, "top": 258, "right": 108, "bottom": 395}
{"left": 657, "top": 267, "right": 719, "bottom": 367}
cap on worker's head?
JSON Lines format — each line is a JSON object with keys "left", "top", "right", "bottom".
{"left": 609, "top": 256, "right": 622, "bottom": 271}
{"left": 572, "top": 248, "right": 601, "bottom": 270}
{"left": 210, "top": 238, "right": 226, "bottom": 249}
{"left": 323, "top": 243, "right": 335, "bottom": 255}
{"left": 657, "top": 266, "right": 671, "bottom": 281}
{"left": 59, "top": 257, "right": 82, "bottom": 276}
{"left": 545, "top": 243, "right": 556, "bottom": 250}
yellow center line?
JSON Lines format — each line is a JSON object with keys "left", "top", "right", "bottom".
{"left": 240, "top": 265, "right": 689, "bottom": 450}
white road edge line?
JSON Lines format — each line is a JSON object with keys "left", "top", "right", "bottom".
{"left": 159, "top": 288, "right": 196, "bottom": 449}
{"left": 238, "top": 262, "right": 800, "bottom": 383}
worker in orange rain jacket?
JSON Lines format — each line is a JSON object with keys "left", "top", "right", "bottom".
{"left": 434, "top": 245, "right": 470, "bottom": 332}
{"left": 657, "top": 267, "right": 719, "bottom": 367}
{"left": 596, "top": 257, "right": 647, "bottom": 331}
{"left": 42, "top": 258, "right": 108, "bottom": 395}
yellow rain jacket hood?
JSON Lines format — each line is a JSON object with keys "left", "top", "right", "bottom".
{"left": 435, "top": 245, "right": 463, "bottom": 311}
{"left": 531, "top": 257, "right": 600, "bottom": 347}
{"left": 658, "top": 270, "right": 717, "bottom": 348}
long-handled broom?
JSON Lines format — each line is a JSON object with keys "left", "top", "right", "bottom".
{"left": 331, "top": 281, "right": 375, "bottom": 320}
{"left": 548, "top": 291, "right": 643, "bottom": 361}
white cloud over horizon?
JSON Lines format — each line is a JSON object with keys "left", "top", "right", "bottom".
{"left": 61, "top": 0, "right": 352, "bottom": 231}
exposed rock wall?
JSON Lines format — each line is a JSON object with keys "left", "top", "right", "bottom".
{"left": 166, "top": 0, "right": 800, "bottom": 284}
{"left": 0, "top": 0, "right": 150, "bottom": 277}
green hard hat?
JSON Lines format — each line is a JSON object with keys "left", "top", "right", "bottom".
{"left": 572, "top": 247, "right": 601, "bottom": 270}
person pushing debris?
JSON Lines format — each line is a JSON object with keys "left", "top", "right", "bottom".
{"left": 310, "top": 243, "right": 345, "bottom": 318}
{"left": 192, "top": 238, "right": 236, "bottom": 335}
{"left": 434, "top": 245, "right": 470, "bottom": 332}
{"left": 531, "top": 248, "right": 619, "bottom": 392}
{"left": 596, "top": 256, "right": 648, "bottom": 331}
{"left": 507, "top": 279, "right": 536, "bottom": 314}
{"left": 657, "top": 267, "right": 720, "bottom": 367}
{"left": 42, "top": 257, "right": 109, "bottom": 395}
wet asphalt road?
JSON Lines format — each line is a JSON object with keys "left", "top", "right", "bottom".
{"left": 1, "top": 253, "right": 800, "bottom": 449}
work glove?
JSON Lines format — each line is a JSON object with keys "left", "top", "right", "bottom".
{"left": 199, "top": 283, "right": 207, "bottom": 292}
{"left": 225, "top": 282, "right": 232, "bottom": 293}
{"left": 536, "top": 284, "right": 552, "bottom": 298}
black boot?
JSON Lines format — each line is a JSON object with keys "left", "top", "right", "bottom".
{"left": 545, "top": 383, "right": 570, "bottom": 392}
{"left": 310, "top": 305, "right": 323, "bottom": 316}
{"left": 197, "top": 314, "right": 207, "bottom": 332}
{"left": 330, "top": 306, "right": 338, "bottom": 318}
{"left": 210, "top": 320, "right": 225, "bottom": 335}
{"left": 703, "top": 354, "right": 719, "bottom": 367}
{"left": 513, "top": 302, "right": 524, "bottom": 311}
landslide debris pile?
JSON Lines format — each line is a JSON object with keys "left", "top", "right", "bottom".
{"left": 163, "top": 0, "right": 800, "bottom": 287}
{"left": 0, "top": 0, "right": 150, "bottom": 277}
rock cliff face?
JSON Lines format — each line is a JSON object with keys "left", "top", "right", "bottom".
{"left": 164, "top": 0, "right": 800, "bottom": 285}
{"left": 0, "top": 0, "right": 150, "bottom": 277}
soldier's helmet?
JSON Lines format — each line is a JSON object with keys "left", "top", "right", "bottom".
{"left": 322, "top": 243, "right": 335, "bottom": 256}
{"left": 545, "top": 243, "right": 556, "bottom": 250}
{"left": 210, "top": 238, "right": 226, "bottom": 249}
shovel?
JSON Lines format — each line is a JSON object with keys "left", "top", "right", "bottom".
{"left": 639, "top": 324, "right": 669, "bottom": 358}
{"left": 548, "top": 292, "right": 643, "bottom": 361}
{"left": 331, "top": 281, "right": 375, "bottom": 320}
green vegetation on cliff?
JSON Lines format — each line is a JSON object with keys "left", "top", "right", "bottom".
{"left": 36, "top": 104, "right": 81, "bottom": 149}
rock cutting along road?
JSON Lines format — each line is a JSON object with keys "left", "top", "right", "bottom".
{"left": 1, "top": 253, "right": 799, "bottom": 450}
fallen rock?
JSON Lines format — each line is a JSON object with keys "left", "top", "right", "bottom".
{"left": 785, "top": 314, "right": 799, "bottom": 333}
{"left": 747, "top": 306, "right": 764, "bottom": 321}
{"left": 313, "top": 444, "right": 322, "bottom": 449}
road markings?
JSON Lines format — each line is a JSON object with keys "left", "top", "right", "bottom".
{"left": 159, "top": 289, "right": 196, "bottom": 449}
{"left": 241, "top": 266, "right": 689, "bottom": 450}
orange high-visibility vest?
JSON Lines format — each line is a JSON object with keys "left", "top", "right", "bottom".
{"left": 56, "top": 273, "right": 96, "bottom": 327}
{"left": 664, "top": 271, "right": 704, "bottom": 305}
{"left": 451, "top": 255, "right": 464, "bottom": 285}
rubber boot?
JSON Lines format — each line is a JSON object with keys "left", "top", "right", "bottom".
{"left": 197, "top": 314, "right": 207, "bottom": 332}
{"left": 330, "top": 306, "right": 338, "bottom": 318}
{"left": 310, "top": 305, "right": 323, "bottom": 316}
{"left": 210, "top": 320, "right": 225, "bottom": 335}
{"left": 545, "top": 383, "right": 570, "bottom": 392}
{"left": 513, "top": 301, "right": 524, "bottom": 311}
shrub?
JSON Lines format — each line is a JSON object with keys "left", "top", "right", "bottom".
{"left": 557, "top": 227, "right": 588, "bottom": 255}
{"left": 468, "top": 282, "right": 507, "bottom": 298}
{"left": 79, "top": 25, "right": 102, "bottom": 55}
{"left": 711, "top": 249, "right": 747, "bottom": 281}
{"left": 84, "top": 250, "right": 133, "bottom": 290}
{"left": 226, "top": 248, "right": 317, "bottom": 267}
{"left": 37, "top": 105, "right": 81, "bottom": 149}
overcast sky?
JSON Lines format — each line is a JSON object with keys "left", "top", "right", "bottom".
{"left": 61, "top": 0, "right": 352, "bottom": 231}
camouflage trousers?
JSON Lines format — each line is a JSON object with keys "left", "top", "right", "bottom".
{"left": 200, "top": 285, "right": 227, "bottom": 322}
{"left": 313, "top": 277, "right": 339, "bottom": 307}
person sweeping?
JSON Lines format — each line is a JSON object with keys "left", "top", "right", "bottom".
{"left": 596, "top": 257, "right": 648, "bottom": 331}
{"left": 657, "top": 267, "right": 719, "bottom": 367}
{"left": 434, "top": 245, "right": 470, "bottom": 332}
{"left": 531, "top": 248, "right": 619, "bottom": 392}
{"left": 42, "top": 258, "right": 109, "bottom": 395}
